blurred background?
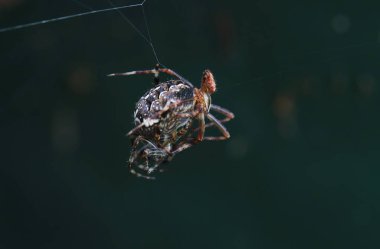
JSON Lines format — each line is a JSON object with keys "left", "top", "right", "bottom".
{"left": 0, "top": 0, "right": 379, "bottom": 248}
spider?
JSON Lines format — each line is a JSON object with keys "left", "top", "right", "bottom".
{"left": 109, "top": 65, "right": 234, "bottom": 179}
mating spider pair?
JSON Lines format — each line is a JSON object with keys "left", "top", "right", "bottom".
{"left": 109, "top": 65, "right": 234, "bottom": 179}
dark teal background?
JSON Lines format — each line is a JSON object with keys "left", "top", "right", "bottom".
{"left": 0, "top": 0, "right": 379, "bottom": 248}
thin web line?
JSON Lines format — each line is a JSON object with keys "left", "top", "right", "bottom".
{"left": 0, "top": 2, "right": 144, "bottom": 33}
{"left": 142, "top": 5, "right": 160, "bottom": 64}
{"left": 108, "top": 0, "right": 161, "bottom": 65}
{"left": 107, "top": 1, "right": 150, "bottom": 46}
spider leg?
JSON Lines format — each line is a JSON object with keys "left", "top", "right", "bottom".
{"left": 197, "top": 112, "right": 206, "bottom": 141}
{"left": 210, "top": 104, "right": 235, "bottom": 123}
{"left": 174, "top": 110, "right": 199, "bottom": 119}
{"left": 201, "top": 113, "right": 231, "bottom": 141}
{"left": 157, "top": 68, "right": 193, "bottom": 86}
{"left": 108, "top": 64, "right": 161, "bottom": 85}
{"left": 171, "top": 139, "right": 196, "bottom": 155}
{"left": 108, "top": 65, "right": 194, "bottom": 87}
{"left": 126, "top": 122, "right": 146, "bottom": 137}
{"left": 108, "top": 68, "right": 158, "bottom": 77}
{"left": 130, "top": 169, "right": 156, "bottom": 180}
{"left": 193, "top": 104, "right": 234, "bottom": 131}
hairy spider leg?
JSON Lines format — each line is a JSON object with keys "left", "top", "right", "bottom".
{"left": 167, "top": 125, "right": 227, "bottom": 157}
{"left": 130, "top": 169, "right": 156, "bottom": 180}
{"left": 203, "top": 113, "right": 230, "bottom": 140}
{"left": 108, "top": 65, "right": 194, "bottom": 87}
{"left": 197, "top": 111, "right": 206, "bottom": 141}
{"left": 193, "top": 104, "right": 235, "bottom": 131}
{"left": 126, "top": 122, "right": 146, "bottom": 137}
{"left": 209, "top": 104, "right": 235, "bottom": 123}
{"left": 203, "top": 105, "right": 234, "bottom": 131}
{"left": 170, "top": 138, "right": 195, "bottom": 155}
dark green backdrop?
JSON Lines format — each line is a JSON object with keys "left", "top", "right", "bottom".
{"left": 1, "top": 0, "right": 379, "bottom": 248}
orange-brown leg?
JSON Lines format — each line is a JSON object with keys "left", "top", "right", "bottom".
{"left": 196, "top": 113, "right": 206, "bottom": 142}
{"left": 202, "top": 113, "right": 231, "bottom": 141}
{"left": 210, "top": 104, "right": 235, "bottom": 123}
{"left": 194, "top": 104, "right": 234, "bottom": 131}
{"left": 108, "top": 64, "right": 193, "bottom": 86}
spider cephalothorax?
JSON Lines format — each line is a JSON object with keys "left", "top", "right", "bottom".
{"left": 109, "top": 65, "right": 234, "bottom": 179}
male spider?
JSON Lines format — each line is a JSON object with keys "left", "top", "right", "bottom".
{"left": 109, "top": 65, "right": 234, "bottom": 179}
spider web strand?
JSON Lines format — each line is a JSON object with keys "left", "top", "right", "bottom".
{"left": 142, "top": 5, "right": 160, "bottom": 64}
{"left": 0, "top": 2, "right": 144, "bottom": 33}
{"left": 108, "top": 0, "right": 151, "bottom": 45}
{"left": 108, "top": 0, "right": 161, "bottom": 65}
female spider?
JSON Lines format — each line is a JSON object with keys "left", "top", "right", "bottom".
{"left": 109, "top": 65, "right": 234, "bottom": 179}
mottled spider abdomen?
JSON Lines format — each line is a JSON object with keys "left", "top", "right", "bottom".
{"left": 133, "top": 79, "right": 195, "bottom": 147}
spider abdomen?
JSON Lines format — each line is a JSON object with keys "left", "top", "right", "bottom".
{"left": 133, "top": 80, "right": 195, "bottom": 146}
